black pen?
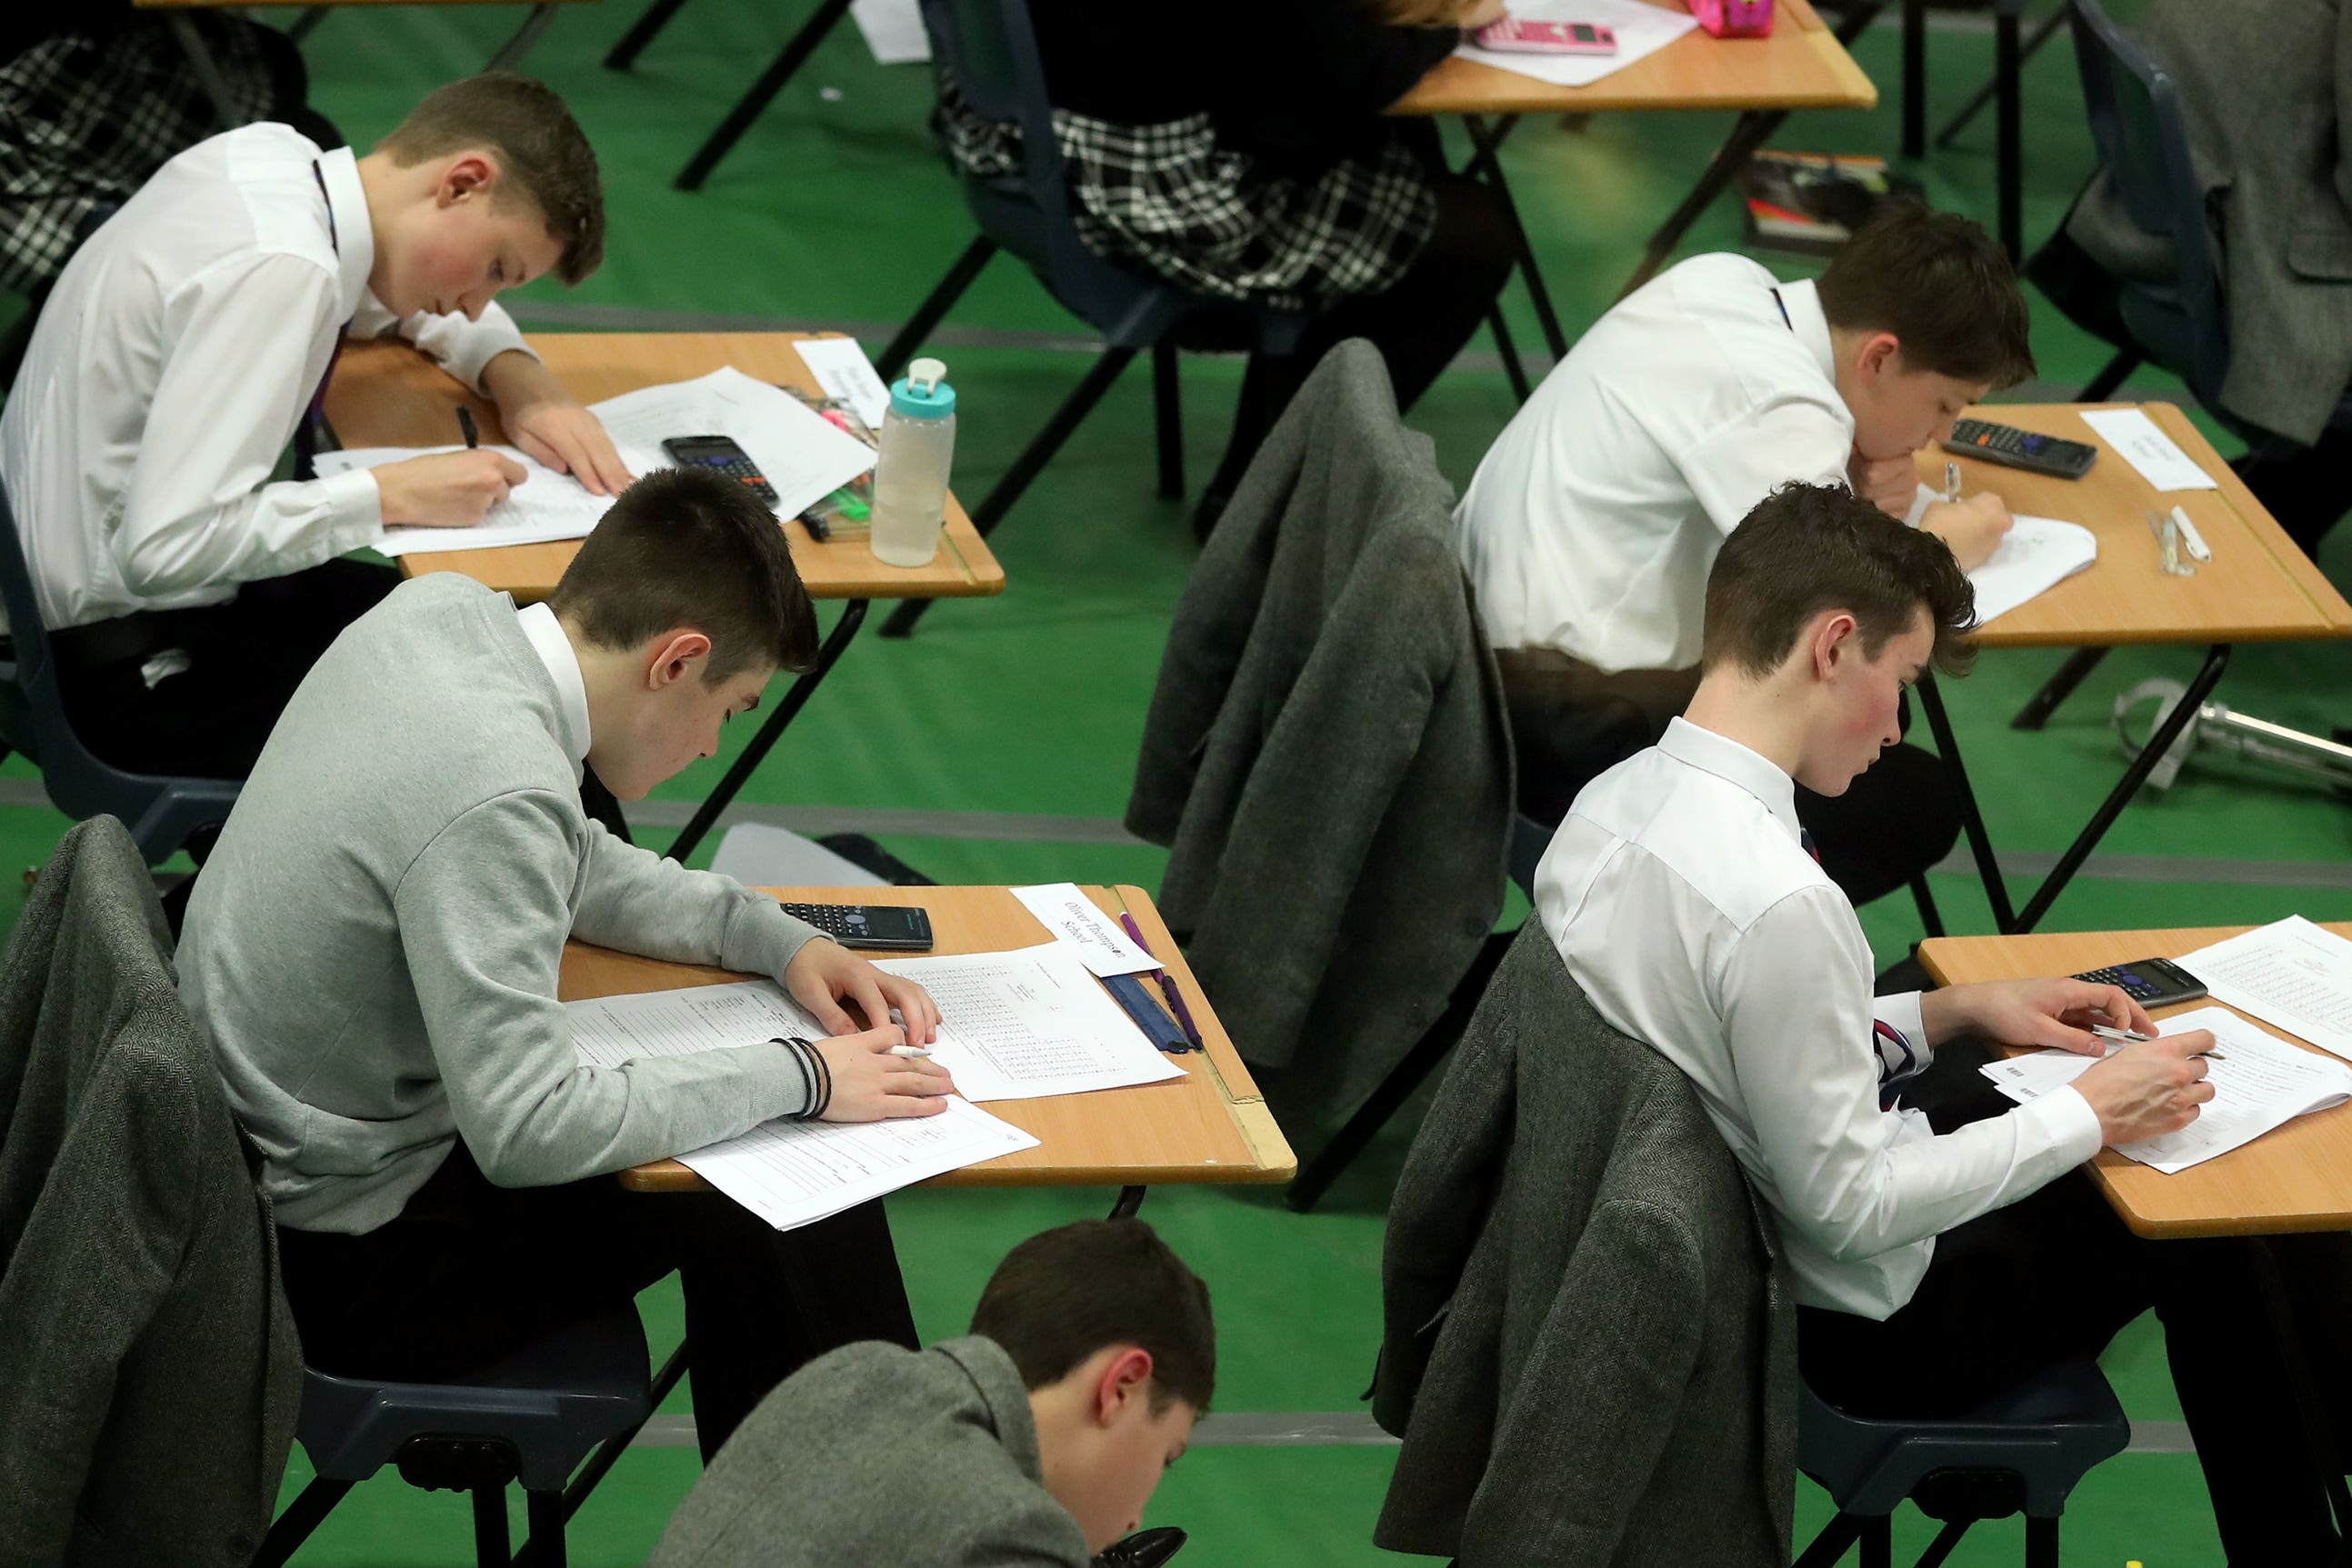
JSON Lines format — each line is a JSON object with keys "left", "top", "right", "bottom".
{"left": 455, "top": 406, "right": 480, "bottom": 450}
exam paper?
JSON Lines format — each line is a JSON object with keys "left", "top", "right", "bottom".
{"left": 1980, "top": 1005, "right": 2352, "bottom": 1174}
{"left": 318, "top": 444, "right": 632, "bottom": 557}
{"left": 1967, "top": 514, "right": 2098, "bottom": 623}
{"left": 2080, "top": 408, "right": 2217, "bottom": 492}
{"left": 589, "top": 365, "right": 878, "bottom": 516}
{"left": 2177, "top": 916, "right": 2352, "bottom": 1063}
{"left": 678, "top": 1098, "right": 1037, "bottom": 1232}
{"left": 1451, "top": 0, "right": 1697, "bottom": 89}
{"left": 567, "top": 979, "right": 826, "bottom": 1068}
{"left": 1011, "top": 883, "right": 1160, "bottom": 977}
{"left": 873, "top": 943, "right": 1185, "bottom": 1102}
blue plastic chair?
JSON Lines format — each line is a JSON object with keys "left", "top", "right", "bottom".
{"left": 0, "top": 479, "right": 238, "bottom": 865}
{"left": 253, "top": 1306, "right": 661, "bottom": 1568}
{"left": 872, "top": 0, "right": 1307, "bottom": 637}
{"left": 1794, "top": 1361, "right": 2131, "bottom": 1568}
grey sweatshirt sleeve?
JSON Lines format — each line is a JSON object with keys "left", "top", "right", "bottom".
{"left": 568, "top": 818, "right": 827, "bottom": 979}
{"left": 394, "top": 790, "right": 818, "bottom": 1188}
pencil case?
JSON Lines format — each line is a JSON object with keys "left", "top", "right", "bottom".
{"left": 1687, "top": 0, "right": 1774, "bottom": 37}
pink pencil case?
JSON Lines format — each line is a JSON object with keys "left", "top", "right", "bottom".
{"left": 1687, "top": 0, "right": 1774, "bottom": 36}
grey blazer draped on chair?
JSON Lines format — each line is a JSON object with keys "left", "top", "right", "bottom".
{"left": 0, "top": 816, "right": 303, "bottom": 1567}
{"left": 1374, "top": 923, "right": 1796, "bottom": 1567}
{"left": 1126, "top": 338, "right": 1513, "bottom": 1117}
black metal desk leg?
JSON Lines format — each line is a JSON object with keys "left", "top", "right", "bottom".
{"left": 1902, "top": 0, "right": 1927, "bottom": 158}
{"left": 666, "top": 598, "right": 869, "bottom": 864}
{"left": 1619, "top": 107, "right": 1789, "bottom": 299}
{"left": 486, "top": 3, "right": 563, "bottom": 73}
{"left": 606, "top": 0, "right": 695, "bottom": 69}
{"left": 288, "top": 5, "right": 330, "bottom": 43}
{"left": 1461, "top": 115, "right": 1567, "bottom": 364}
{"left": 1995, "top": 5, "right": 2022, "bottom": 264}
{"left": 165, "top": 15, "right": 244, "bottom": 127}
{"left": 2010, "top": 644, "right": 2229, "bottom": 933}
{"left": 676, "top": 0, "right": 858, "bottom": 193}
{"left": 2009, "top": 646, "right": 2108, "bottom": 732}
{"left": 1486, "top": 305, "right": 1533, "bottom": 404}
{"left": 1916, "top": 671, "right": 2020, "bottom": 934}
{"left": 1108, "top": 1186, "right": 1146, "bottom": 1219}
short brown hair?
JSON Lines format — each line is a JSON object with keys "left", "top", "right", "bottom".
{"left": 1702, "top": 482, "right": 1977, "bottom": 679}
{"left": 1816, "top": 198, "right": 2034, "bottom": 389}
{"left": 971, "top": 1220, "right": 1215, "bottom": 1414}
{"left": 375, "top": 73, "right": 605, "bottom": 285}
{"left": 549, "top": 466, "right": 816, "bottom": 682}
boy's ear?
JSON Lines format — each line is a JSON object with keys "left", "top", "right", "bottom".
{"left": 438, "top": 152, "right": 500, "bottom": 207}
{"left": 1852, "top": 330, "right": 1901, "bottom": 381}
{"left": 645, "top": 630, "right": 713, "bottom": 689}
{"left": 1090, "top": 1348, "right": 1156, "bottom": 1426}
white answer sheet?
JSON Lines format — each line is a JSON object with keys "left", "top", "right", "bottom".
{"left": 874, "top": 943, "right": 1184, "bottom": 1102}
{"left": 568, "top": 978, "right": 827, "bottom": 1068}
{"left": 1979, "top": 1006, "right": 2352, "bottom": 1174}
{"left": 323, "top": 365, "right": 877, "bottom": 555}
{"left": 676, "top": 1098, "right": 1037, "bottom": 1232}
{"left": 1967, "top": 514, "right": 2098, "bottom": 624}
{"left": 1452, "top": 0, "right": 1698, "bottom": 89}
{"left": 2177, "top": 916, "right": 2352, "bottom": 1063}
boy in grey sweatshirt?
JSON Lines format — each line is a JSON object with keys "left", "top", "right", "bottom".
{"left": 179, "top": 464, "right": 952, "bottom": 1457}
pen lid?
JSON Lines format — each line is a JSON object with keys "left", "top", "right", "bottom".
{"left": 890, "top": 357, "right": 956, "bottom": 419}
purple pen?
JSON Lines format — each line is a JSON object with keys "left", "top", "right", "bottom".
{"left": 1119, "top": 911, "right": 1204, "bottom": 1052}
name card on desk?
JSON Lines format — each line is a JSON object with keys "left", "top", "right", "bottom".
{"left": 2080, "top": 408, "right": 2218, "bottom": 493}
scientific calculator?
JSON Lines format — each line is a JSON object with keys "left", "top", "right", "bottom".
{"left": 2073, "top": 958, "right": 2207, "bottom": 1009}
{"left": 662, "top": 434, "right": 780, "bottom": 504}
{"left": 1942, "top": 419, "right": 2098, "bottom": 480}
{"left": 776, "top": 902, "right": 936, "bottom": 952}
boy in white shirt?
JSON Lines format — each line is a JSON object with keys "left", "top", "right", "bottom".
{"left": 0, "top": 73, "right": 629, "bottom": 782}
{"left": 1457, "top": 202, "right": 2028, "bottom": 908}
{"left": 1539, "top": 481, "right": 2347, "bottom": 1561}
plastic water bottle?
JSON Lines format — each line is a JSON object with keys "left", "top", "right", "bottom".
{"left": 871, "top": 357, "right": 956, "bottom": 568}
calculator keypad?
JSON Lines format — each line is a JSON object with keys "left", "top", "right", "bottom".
{"left": 778, "top": 903, "right": 872, "bottom": 938}
{"left": 686, "top": 454, "right": 781, "bottom": 504}
{"left": 2077, "top": 965, "right": 2162, "bottom": 1001}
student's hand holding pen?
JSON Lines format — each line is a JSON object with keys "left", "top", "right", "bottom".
{"left": 370, "top": 448, "right": 529, "bottom": 526}
{"left": 785, "top": 936, "right": 944, "bottom": 1046}
{"left": 2072, "top": 1032, "right": 2218, "bottom": 1144}
{"left": 1917, "top": 493, "right": 2014, "bottom": 571}
{"left": 803, "top": 1024, "right": 957, "bottom": 1121}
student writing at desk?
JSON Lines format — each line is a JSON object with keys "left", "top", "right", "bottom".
{"left": 1456, "top": 203, "right": 2026, "bottom": 910}
{"left": 178, "top": 468, "right": 950, "bottom": 1461}
{"left": 0, "top": 73, "right": 629, "bottom": 784}
{"left": 1537, "top": 482, "right": 2352, "bottom": 1561}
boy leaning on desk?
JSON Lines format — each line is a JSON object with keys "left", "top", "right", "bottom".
{"left": 178, "top": 465, "right": 955, "bottom": 1463}
{"left": 1536, "top": 481, "right": 2352, "bottom": 1563}
{"left": 0, "top": 72, "right": 630, "bottom": 784}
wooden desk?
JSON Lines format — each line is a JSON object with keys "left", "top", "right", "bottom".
{"left": 1920, "top": 923, "right": 2352, "bottom": 1238}
{"left": 324, "top": 331, "right": 1006, "bottom": 864}
{"left": 1389, "top": 0, "right": 1878, "bottom": 389}
{"left": 324, "top": 333, "right": 1003, "bottom": 606}
{"left": 1904, "top": 404, "right": 2352, "bottom": 934}
{"left": 556, "top": 884, "right": 1296, "bottom": 1196}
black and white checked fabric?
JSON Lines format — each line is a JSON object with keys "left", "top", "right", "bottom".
{"left": 937, "top": 76, "right": 1437, "bottom": 316}
{"left": 0, "top": 18, "right": 280, "bottom": 295}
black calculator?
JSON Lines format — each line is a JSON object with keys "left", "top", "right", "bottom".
{"left": 663, "top": 434, "right": 780, "bottom": 504}
{"left": 777, "top": 902, "right": 936, "bottom": 952}
{"left": 1943, "top": 418, "right": 2098, "bottom": 480}
{"left": 2074, "top": 958, "right": 2207, "bottom": 1009}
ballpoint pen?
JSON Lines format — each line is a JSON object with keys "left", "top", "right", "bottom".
{"left": 455, "top": 405, "right": 479, "bottom": 450}
{"left": 1942, "top": 460, "right": 1962, "bottom": 504}
{"left": 2090, "top": 1022, "right": 2223, "bottom": 1059}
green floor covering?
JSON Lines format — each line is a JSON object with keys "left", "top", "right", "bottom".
{"left": 2, "top": 2, "right": 2337, "bottom": 1562}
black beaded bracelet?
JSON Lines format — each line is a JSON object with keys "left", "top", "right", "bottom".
{"left": 774, "top": 1035, "right": 829, "bottom": 1121}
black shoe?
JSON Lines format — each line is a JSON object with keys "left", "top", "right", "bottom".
{"left": 1094, "top": 1525, "right": 1186, "bottom": 1567}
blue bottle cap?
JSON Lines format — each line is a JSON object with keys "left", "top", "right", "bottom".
{"left": 889, "top": 357, "right": 956, "bottom": 419}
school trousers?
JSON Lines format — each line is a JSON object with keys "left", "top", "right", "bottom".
{"left": 275, "top": 1140, "right": 919, "bottom": 1463}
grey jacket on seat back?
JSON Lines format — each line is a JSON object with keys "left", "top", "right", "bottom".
{"left": 2064, "top": 0, "right": 2352, "bottom": 444}
{"left": 648, "top": 1335, "right": 1088, "bottom": 1568}
{"left": 1126, "top": 338, "right": 1512, "bottom": 1114}
{"left": 0, "top": 816, "right": 303, "bottom": 1568}
{"left": 1374, "top": 923, "right": 1795, "bottom": 1567}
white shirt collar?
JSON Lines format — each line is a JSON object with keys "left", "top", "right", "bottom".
{"left": 1656, "top": 716, "right": 1803, "bottom": 844}
{"left": 1777, "top": 278, "right": 1837, "bottom": 387}
{"left": 314, "top": 145, "right": 375, "bottom": 321}
{"left": 515, "top": 601, "right": 592, "bottom": 768}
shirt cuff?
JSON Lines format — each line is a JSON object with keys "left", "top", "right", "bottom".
{"left": 2023, "top": 1083, "right": 2107, "bottom": 1166}
{"left": 1875, "top": 991, "right": 1933, "bottom": 1069}
{"left": 321, "top": 464, "right": 386, "bottom": 551}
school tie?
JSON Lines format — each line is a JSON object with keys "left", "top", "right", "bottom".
{"left": 295, "top": 160, "right": 351, "bottom": 481}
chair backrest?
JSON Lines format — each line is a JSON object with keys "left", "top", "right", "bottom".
{"left": 917, "top": 0, "right": 1117, "bottom": 305}
{"left": 2067, "top": 0, "right": 2229, "bottom": 397}
{"left": 0, "top": 478, "right": 237, "bottom": 861}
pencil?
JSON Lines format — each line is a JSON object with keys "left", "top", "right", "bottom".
{"left": 1118, "top": 911, "right": 1203, "bottom": 1051}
